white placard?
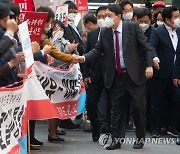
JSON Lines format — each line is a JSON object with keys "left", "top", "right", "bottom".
{"left": 55, "top": 4, "right": 68, "bottom": 24}
{"left": 18, "top": 21, "right": 34, "bottom": 69}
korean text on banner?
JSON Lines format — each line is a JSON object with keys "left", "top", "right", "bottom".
{"left": 13, "top": 0, "right": 35, "bottom": 11}
{"left": 27, "top": 62, "right": 86, "bottom": 120}
{"left": 0, "top": 83, "right": 27, "bottom": 154}
{"left": 75, "top": 0, "right": 88, "bottom": 13}
{"left": 21, "top": 12, "right": 48, "bottom": 44}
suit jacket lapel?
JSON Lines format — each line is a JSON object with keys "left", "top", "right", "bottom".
{"left": 176, "top": 28, "right": 180, "bottom": 52}
{"left": 162, "top": 25, "right": 175, "bottom": 52}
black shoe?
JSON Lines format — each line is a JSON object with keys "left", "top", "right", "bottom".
{"left": 92, "top": 132, "right": 100, "bottom": 142}
{"left": 126, "top": 125, "right": 136, "bottom": 132}
{"left": 48, "top": 135, "right": 65, "bottom": 143}
{"left": 30, "top": 138, "right": 43, "bottom": 147}
{"left": 59, "top": 119, "right": 80, "bottom": 130}
{"left": 160, "top": 127, "right": 168, "bottom": 135}
{"left": 30, "top": 145, "right": 41, "bottom": 151}
{"left": 106, "top": 142, "right": 121, "bottom": 150}
{"left": 56, "top": 130, "right": 66, "bottom": 135}
{"left": 167, "top": 128, "right": 179, "bottom": 137}
{"left": 133, "top": 139, "right": 144, "bottom": 149}
{"left": 176, "top": 136, "right": 180, "bottom": 145}
{"left": 151, "top": 131, "right": 160, "bottom": 138}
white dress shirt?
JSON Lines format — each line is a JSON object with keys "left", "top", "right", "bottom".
{"left": 164, "top": 24, "right": 178, "bottom": 62}
{"left": 113, "top": 21, "right": 126, "bottom": 68}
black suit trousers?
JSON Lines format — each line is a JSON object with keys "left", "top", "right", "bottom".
{"left": 151, "top": 77, "right": 180, "bottom": 131}
{"left": 86, "top": 80, "right": 111, "bottom": 132}
{"left": 110, "top": 72, "right": 146, "bottom": 139}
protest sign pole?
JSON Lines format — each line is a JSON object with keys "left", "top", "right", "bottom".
{"left": 28, "top": 121, "right": 31, "bottom": 154}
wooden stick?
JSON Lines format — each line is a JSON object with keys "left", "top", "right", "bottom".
{"left": 28, "top": 120, "right": 31, "bottom": 154}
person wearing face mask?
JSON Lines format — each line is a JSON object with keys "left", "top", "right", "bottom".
{"left": 82, "top": 6, "right": 111, "bottom": 142}
{"left": 136, "top": 8, "right": 153, "bottom": 133}
{"left": 77, "top": 4, "right": 153, "bottom": 150}
{"left": 150, "top": 6, "right": 180, "bottom": 139}
{"left": 63, "top": 1, "right": 85, "bottom": 56}
{"left": 120, "top": 0, "right": 134, "bottom": 21}
{"left": 137, "top": 8, "right": 153, "bottom": 41}
{"left": 153, "top": 11, "right": 164, "bottom": 28}
{"left": 50, "top": 20, "right": 78, "bottom": 69}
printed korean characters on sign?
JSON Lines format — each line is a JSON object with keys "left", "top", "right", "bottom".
{"left": 14, "top": 0, "right": 35, "bottom": 11}
{"left": 0, "top": 83, "right": 27, "bottom": 154}
{"left": 22, "top": 12, "right": 48, "bottom": 43}
{"left": 75, "top": 0, "right": 88, "bottom": 13}
{"left": 55, "top": 4, "right": 68, "bottom": 25}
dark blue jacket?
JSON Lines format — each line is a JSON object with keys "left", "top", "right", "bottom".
{"left": 150, "top": 24, "right": 180, "bottom": 78}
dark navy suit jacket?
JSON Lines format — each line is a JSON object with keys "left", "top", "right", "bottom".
{"left": 150, "top": 24, "right": 180, "bottom": 78}
{"left": 83, "top": 27, "right": 104, "bottom": 83}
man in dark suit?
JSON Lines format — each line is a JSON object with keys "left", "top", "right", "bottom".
{"left": 77, "top": 4, "right": 153, "bottom": 150}
{"left": 83, "top": 7, "right": 111, "bottom": 142}
{"left": 136, "top": 8, "right": 153, "bottom": 131}
{"left": 150, "top": 7, "right": 180, "bottom": 138}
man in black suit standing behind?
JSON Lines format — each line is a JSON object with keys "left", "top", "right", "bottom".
{"left": 77, "top": 4, "right": 153, "bottom": 150}
{"left": 150, "top": 7, "right": 180, "bottom": 138}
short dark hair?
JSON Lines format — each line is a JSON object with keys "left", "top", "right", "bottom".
{"left": 120, "top": 0, "right": 133, "bottom": 10}
{"left": 9, "top": 3, "right": 20, "bottom": 19}
{"left": 83, "top": 13, "right": 97, "bottom": 25}
{"left": 107, "top": 4, "right": 122, "bottom": 16}
{"left": 36, "top": 6, "right": 55, "bottom": 23}
{"left": 95, "top": 6, "right": 107, "bottom": 16}
{"left": 54, "top": 20, "right": 65, "bottom": 31}
{"left": 64, "top": 1, "right": 77, "bottom": 10}
{"left": 136, "top": 8, "right": 152, "bottom": 19}
{"left": 153, "top": 11, "right": 162, "bottom": 22}
{"left": 162, "top": 6, "right": 178, "bottom": 22}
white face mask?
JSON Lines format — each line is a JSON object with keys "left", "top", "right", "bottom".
{"left": 52, "top": 29, "right": 64, "bottom": 41}
{"left": 139, "top": 23, "right": 149, "bottom": 32}
{"left": 45, "top": 24, "right": 51, "bottom": 33}
{"left": 123, "top": 13, "right": 133, "bottom": 21}
{"left": 157, "top": 21, "right": 164, "bottom": 26}
{"left": 97, "top": 19, "right": 106, "bottom": 28}
{"left": 68, "top": 13, "right": 76, "bottom": 21}
{"left": 174, "top": 18, "right": 180, "bottom": 28}
{"left": 105, "top": 17, "right": 114, "bottom": 28}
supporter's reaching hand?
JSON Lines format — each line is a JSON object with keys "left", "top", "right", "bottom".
{"left": 42, "top": 45, "right": 51, "bottom": 55}
{"left": 8, "top": 52, "right": 25, "bottom": 68}
{"left": 71, "top": 54, "right": 80, "bottom": 64}
{"left": 67, "top": 41, "right": 78, "bottom": 53}
{"left": 75, "top": 56, "right": 85, "bottom": 63}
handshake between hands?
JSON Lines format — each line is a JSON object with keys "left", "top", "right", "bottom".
{"left": 71, "top": 55, "right": 85, "bottom": 64}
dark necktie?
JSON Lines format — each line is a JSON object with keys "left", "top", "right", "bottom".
{"left": 114, "top": 30, "right": 121, "bottom": 75}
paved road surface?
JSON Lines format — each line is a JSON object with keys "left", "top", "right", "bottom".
{"left": 31, "top": 121, "right": 179, "bottom": 154}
